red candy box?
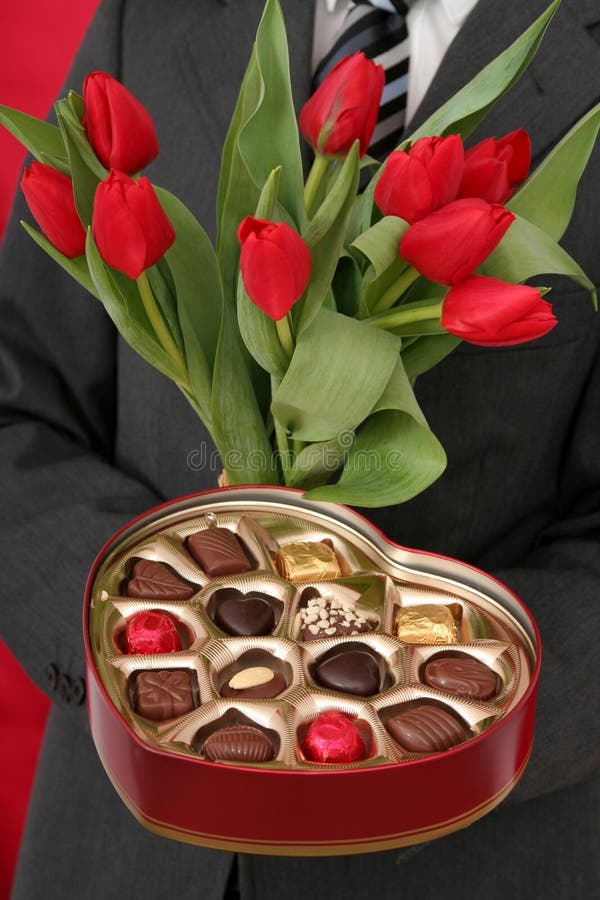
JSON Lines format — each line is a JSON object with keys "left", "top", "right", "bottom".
{"left": 84, "top": 487, "right": 540, "bottom": 855}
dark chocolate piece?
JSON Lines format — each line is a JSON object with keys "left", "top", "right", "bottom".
{"left": 124, "top": 558, "right": 197, "bottom": 601}
{"left": 299, "top": 593, "right": 377, "bottom": 641}
{"left": 187, "top": 526, "right": 253, "bottom": 576}
{"left": 385, "top": 704, "right": 468, "bottom": 753}
{"left": 313, "top": 645, "right": 384, "bottom": 697}
{"left": 202, "top": 725, "right": 275, "bottom": 763}
{"left": 423, "top": 656, "right": 499, "bottom": 700}
{"left": 133, "top": 669, "right": 197, "bottom": 720}
{"left": 301, "top": 711, "right": 368, "bottom": 763}
{"left": 210, "top": 587, "right": 279, "bottom": 637}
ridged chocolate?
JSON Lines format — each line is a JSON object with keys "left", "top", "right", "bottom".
{"left": 313, "top": 646, "right": 383, "bottom": 697}
{"left": 187, "top": 527, "right": 253, "bottom": 576}
{"left": 423, "top": 656, "right": 498, "bottom": 700}
{"left": 386, "top": 705, "right": 467, "bottom": 753}
{"left": 202, "top": 725, "right": 275, "bottom": 763}
{"left": 125, "top": 559, "right": 196, "bottom": 601}
{"left": 133, "top": 670, "right": 197, "bottom": 721}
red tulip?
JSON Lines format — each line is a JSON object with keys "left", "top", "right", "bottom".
{"left": 21, "top": 162, "right": 86, "bottom": 258}
{"left": 441, "top": 274, "right": 557, "bottom": 346}
{"left": 92, "top": 170, "right": 175, "bottom": 278}
{"left": 299, "top": 52, "right": 385, "bottom": 157}
{"left": 400, "top": 198, "right": 515, "bottom": 285}
{"left": 457, "top": 129, "right": 531, "bottom": 204}
{"left": 83, "top": 71, "right": 159, "bottom": 173}
{"left": 238, "top": 216, "right": 311, "bottom": 321}
{"left": 374, "top": 135, "right": 464, "bottom": 223}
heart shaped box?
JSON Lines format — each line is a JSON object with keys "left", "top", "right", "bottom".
{"left": 83, "top": 487, "right": 540, "bottom": 856}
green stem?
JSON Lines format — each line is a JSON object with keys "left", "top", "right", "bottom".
{"left": 367, "top": 301, "right": 443, "bottom": 331}
{"left": 304, "top": 153, "right": 331, "bottom": 217}
{"left": 137, "top": 270, "right": 186, "bottom": 374}
{"left": 371, "top": 266, "right": 421, "bottom": 315}
{"left": 271, "top": 374, "right": 292, "bottom": 484}
{"left": 275, "top": 314, "right": 295, "bottom": 359}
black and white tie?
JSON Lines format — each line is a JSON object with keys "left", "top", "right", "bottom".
{"left": 313, "top": 0, "right": 411, "bottom": 160}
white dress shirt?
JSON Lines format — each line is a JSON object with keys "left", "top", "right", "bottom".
{"left": 312, "top": 0, "right": 478, "bottom": 123}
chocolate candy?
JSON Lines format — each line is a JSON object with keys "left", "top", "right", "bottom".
{"left": 218, "top": 650, "right": 288, "bottom": 699}
{"left": 394, "top": 604, "right": 457, "bottom": 644}
{"left": 209, "top": 587, "right": 281, "bottom": 637}
{"left": 275, "top": 540, "right": 342, "bottom": 582}
{"left": 423, "top": 655, "right": 498, "bottom": 700}
{"left": 202, "top": 725, "right": 276, "bottom": 763}
{"left": 385, "top": 704, "right": 468, "bottom": 753}
{"left": 124, "top": 558, "right": 197, "bottom": 601}
{"left": 299, "top": 592, "right": 376, "bottom": 642}
{"left": 301, "top": 711, "right": 368, "bottom": 764}
{"left": 132, "top": 669, "right": 198, "bottom": 720}
{"left": 124, "top": 610, "right": 182, "bottom": 654}
{"left": 313, "top": 644, "right": 385, "bottom": 697}
{"left": 187, "top": 526, "right": 254, "bottom": 576}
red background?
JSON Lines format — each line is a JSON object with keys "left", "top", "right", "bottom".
{"left": 0, "top": 2, "right": 100, "bottom": 895}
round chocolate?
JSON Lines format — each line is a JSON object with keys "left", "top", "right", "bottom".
{"left": 202, "top": 725, "right": 275, "bottom": 763}
{"left": 423, "top": 656, "right": 498, "bottom": 700}
{"left": 124, "top": 610, "right": 181, "bottom": 654}
{"left": 385, "top": 705, "right": 467, "bottom": 753}
{"left": 301, "top": 711, "right": 367, "bottom": 764}
{"left": 313, "top": 645, "right": 383, "bottom": 697}
{"left": 211, "top": 588, "right": 277, "bottom": 637}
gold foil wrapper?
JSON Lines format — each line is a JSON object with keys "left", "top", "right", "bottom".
{"left": 394, "top": 604, "right": 457, "bottom": 645}
{"left": 275, "top": 540, "right": 342, "bottom": 582}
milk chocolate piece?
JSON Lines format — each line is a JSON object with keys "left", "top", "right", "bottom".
{"left": 394, "top": 604, "right": 457, "bottom": 644}
{"left": 313, "top": 644, "right": 385, "bottom": 697}
{"left": 275, "top": 541, "right": 342, "bottom": 582}
{"left": 423, "top": 656, "right": 498, "bottom": 700}
{"left": 132, "top": 669, "right": 197, "bottom": 720}
{"left": 187, "top": 526, "right": 253, "bottom": 576}
{"left": 202, "top": 725, "right": 276, "bottom": 763}
{"left": 210, "top": 587, "right": 280, "bottom": 636}
{"left": 299, "top": 593, "right": 377, "bottom": 642}
{"left": 301, "top": 711, "right": 368, "bottom": 764}
{"left": 386, "top": 704, "right": 468, "bottom": 753}
{"left": 124, "top": 558, "right": 197, "bottom": 601}
{"left": 124, "top": 610, "right": 182, "bottom": 654}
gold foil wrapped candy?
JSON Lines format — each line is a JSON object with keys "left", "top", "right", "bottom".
{"left": 394, "top": 604, "right": 457, "bottom": 644}
{"left": 274, "top": 540, "right": 342, "bottom": 582}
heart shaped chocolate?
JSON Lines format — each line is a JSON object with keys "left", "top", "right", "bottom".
{"left": 211, "top": 588, "right": 278, "bottom": 636}
{"left": 314, "top": 646, "right": 383, "bottom": 697}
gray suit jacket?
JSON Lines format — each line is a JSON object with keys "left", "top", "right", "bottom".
{"left": 2, "top": 1, "right": 599, "bottom": 897}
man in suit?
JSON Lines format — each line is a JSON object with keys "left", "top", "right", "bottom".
{"left": 2, "top": 1, "right": 599, "bottom": 897}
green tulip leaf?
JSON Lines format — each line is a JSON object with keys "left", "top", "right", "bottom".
{"left": 155, "top": 186, "right": 222, "bottom": 413}
{"left": 0, "top": 104, "right": 70, "bottom": 174}
{"left": 211, "top": 302, "right": 275, "bottom": 485}
{"left": 295, "top": 142, "right": 360, "bottom": 334}
{"left": 287, "top": 433, "right": 354, "bottom": 490}
{"left": 480, "top": 213, "right": 597, "bottom": 307}
{"left": 305, "top": 358, "right": 446, "bottom": 507}
{"left": 20, "top": 221, "right": 98, "bottom": 299}
{"left": 85, "top": 231, "right": 188, "bottom": 387}
{"left": 272, "top": 306, "right": 401, "bottom": 442}
{"left": 508, "top": 101, "right": 600, "bottom": 241}
{"left": 54, "top": 97, "right": 106, "bottom": 181}
{"left": 332, "top": 252, "right": 362, "bottom": 318}
{"left": 146, "top": 260, "right": 186, "bottom": 358}
{"left": 351, "top": 216, "right": 408, "bottom": 277}
{"left": 217, "top": 0, "right": 304, "bottom": 307}
{"left": 55, "top": 110, "right": 100, "bottom": 229}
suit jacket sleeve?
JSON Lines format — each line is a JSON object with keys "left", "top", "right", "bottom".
{"left": 0, "top": 0, "right": 160, "bottom": 700}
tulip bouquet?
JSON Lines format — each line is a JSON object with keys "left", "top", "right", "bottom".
{"left": 1, "top": 0, "right": 598, "bottom": 507}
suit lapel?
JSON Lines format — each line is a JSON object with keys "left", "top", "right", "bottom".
{"left": 408, "top": 0, "right": 600, "bottom": 162}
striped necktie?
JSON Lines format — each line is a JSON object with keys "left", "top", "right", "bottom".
{"left": 313, "top": 0, "right": 410, "bottom": 160}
